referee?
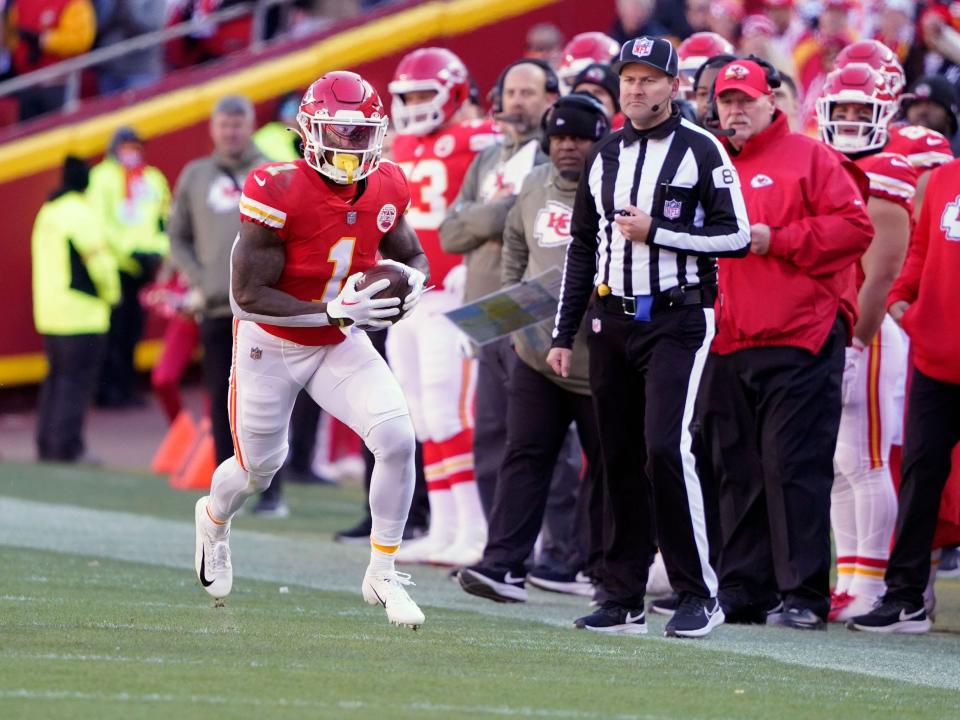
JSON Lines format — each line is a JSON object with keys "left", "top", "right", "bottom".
{"left": 548, "top": 37, "right": 750, "bottom": 638}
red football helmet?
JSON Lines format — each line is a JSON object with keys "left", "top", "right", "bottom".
{"left": 389, "top": 47, "right": 471, "bottom": 136}
{"left": 677, "top": 32, "right": 735, "bottom": 99}
{"left": 836, "top": 39, "right": 905, "bottom": 99}
{"left": 557, "top": 32, "right": 620, "bottom": 86}
{"left": 816, "top": 63, "right": 897, "bottom": 153}
{"left": 297, "top": 71, "right": 388, "bottom": 184}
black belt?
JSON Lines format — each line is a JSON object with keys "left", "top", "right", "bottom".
{"left": 597, "top": 285, "right": 715, "bottom": 316}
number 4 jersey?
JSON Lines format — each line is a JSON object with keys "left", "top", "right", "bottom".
{"left": 238, "top": 158, "right": 411, "bottom": 346}
{"left": 392, "top": 119, "right": 500, "bottom": 287}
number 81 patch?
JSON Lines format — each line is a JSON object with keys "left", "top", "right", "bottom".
{"left": 712, "top": 165, "right": 739, "bottom": 188}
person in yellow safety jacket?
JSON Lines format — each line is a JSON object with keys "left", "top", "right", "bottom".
{"left": 32, "top": 155, "right": 119, "bottom": 463}
{"left": 253, "top": 92, "right": 302, "bottom": 161}
{"left": 87, "top": 126, "right": 171, "bottom": 408}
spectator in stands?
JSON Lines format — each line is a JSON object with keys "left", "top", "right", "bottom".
{"left": 525, "top": 22, "right": 564, "bottom": 67}
{"left": 682, "top": 0, "right": 711, "bottom": 37}
{"left": 7, "top": 0, "right": 97, "bottom": 119}
{"left": 875, "top": 0, "right": 914, "bottom": 63}
{"left": 707, "top": 0, "right": 742, "bottom": 46}
{"left": 609, "top": 0, "right": 670, "bottom": 45}
{"left": 94, "top": 0, "right": 165, "bottom": 95}
{"left": 88, "top": 127, "right": 170, "bottom": 409}
{"left": 167, "top": 96, "right": 275, "bottom": 510}
{"left": 740, "top": 14, "right": 795, "bottom": 78}
{"left": 439, "top": 59, "right": 557, "bottom": 515}
{"left": 764, "top": 0, "right": 807, "bottom": 60}
{"left": 32, "top": 156, "right": 119, "bottom": 462}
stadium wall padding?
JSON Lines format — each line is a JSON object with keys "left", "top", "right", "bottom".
{"left": 0, "top": 0, "right": 615, "bottom": 385}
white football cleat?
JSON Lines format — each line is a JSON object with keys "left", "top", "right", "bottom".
{"left": 362, "top": 568, "right": 425, "bottom": 629}
{"left": 395, "top": 534, "right": 444, "bottom": 564}
{"left": 428, "top": 538, "right": 484, "bottom": 568}
{"left": 194, "top": 497, "right": 233, "bottom": 599}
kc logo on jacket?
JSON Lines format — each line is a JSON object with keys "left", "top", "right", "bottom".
{"left": 941, "top": 194, "right": 960, "bottom": 241}
{"left": 534, "top": 201, "right": 573, "bottom": 247}
{"left": 750, "top": 174, "right": 774, "bottom": 188}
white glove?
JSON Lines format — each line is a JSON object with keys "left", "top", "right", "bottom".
{"left": 379, "top": 259, "right": 426, "bottom": 319}
{"left": 841, "top": 339, "right": 866, "bottom": 406}
{"left": 326, "top": 272, "right": 400, "bottom": 330}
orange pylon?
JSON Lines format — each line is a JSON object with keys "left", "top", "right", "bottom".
{"left": 151, "top": 409, "right": 198, "bottom": 474}
{"left": 169, "top": 417, "right": 217, "bottom": 491}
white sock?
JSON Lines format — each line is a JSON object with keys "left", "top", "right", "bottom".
{"left": 831, "top": 470, "right": 857, "bottom": 594}
{"left": 426, "top": 488, "right": 456, "bottom": 547}
{"left": 208, "top": 457, "right": 270, "bottom": 524}
{"left": 449, "top": 480, "right": 487, "bottom": 547}
{"left": 849, "top": 466, "right": 897, "bottom": 601}
{"left": 366, "top": 416, "right": 415, "bottom": 545}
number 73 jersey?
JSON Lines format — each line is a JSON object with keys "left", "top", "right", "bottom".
{"left": 238, "top": 158, "right": 411, "bottom": 346}
{"left": 392, "top": 119, "right": 500, "bottom": 286}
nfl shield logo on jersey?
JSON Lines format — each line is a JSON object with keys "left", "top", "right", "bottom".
{"left": 250, "top": 347, "right": 262, "bottom": 360}
{"left": 377, "top": 203, "right": 398, "bottom": 232}
{"left": 346, "top": 211, "right": 357, "bottom": 225}
{"left": 663, "top": 199, "right": 682, "bottom": 220}
{"left": 633, "top": 38, "right": 654, "bottom": 57}
{"left": 592, "top": 317, "right": 602, "bottom": 334}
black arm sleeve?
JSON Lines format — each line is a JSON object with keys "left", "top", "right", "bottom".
{"left": 552, "top": 155, "right": 601, "bottom": 349}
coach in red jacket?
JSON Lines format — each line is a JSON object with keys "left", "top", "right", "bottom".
{"left": 699, "top": 60, "right": 873, "bottom": 629}
{"left": 849, "top": 158, "right": 960, "bottom": 634}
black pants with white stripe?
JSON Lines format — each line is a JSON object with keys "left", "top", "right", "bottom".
{"left": 885, "top": 368, "right": 960, "bottom": 606}
{"left": 700, "top": 317, "right": 845, "bottom": 620}
{"left": 587, "top": 301, "right": 718, "bottom": 605}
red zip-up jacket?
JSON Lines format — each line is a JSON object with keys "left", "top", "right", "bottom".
{"left": 888, "top": 159, "right": 960, "bottom": 384}
{"left": 714, "top": 111, "right": 874, "bottom": 355}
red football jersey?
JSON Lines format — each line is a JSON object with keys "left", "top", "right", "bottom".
{"left": 391, "top": 119, "right": 499, "bottom": 286}
{"left": 855, "top": 151, "right": 918, "bottom": 216}
{"left": 238, "top": 158, "right": 410, "bottom": 346}
{"left": 885, "top": 125, "right": 954, "bottom": 170}
{"left": 853, "top": 151, "right": 917, "bottom": 290}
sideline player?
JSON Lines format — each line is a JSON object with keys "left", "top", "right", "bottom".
{"left": 193, "top": 71, "right": 430, "bottom": 629}
{"left": 386, "top": 48, "right": 500, "bottom": 566}
{"left": 816, "top": 63, "right": 916, "bottom": 621}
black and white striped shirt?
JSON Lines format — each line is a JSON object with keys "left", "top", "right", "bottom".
{"left": 552, "top": 108, "right": 750, "bottom": 348}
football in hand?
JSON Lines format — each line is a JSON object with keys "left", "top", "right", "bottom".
{"left": 355, "top": 264, "right": 412, "bottom": 323}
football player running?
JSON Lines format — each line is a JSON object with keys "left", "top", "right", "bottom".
{"left": 193, "top": 71, "right": 430, "bottom": 629}
{"left": 386, "top": 47, "right": 500, "bottom": 566}
{"left": 816, "top": 63, "right": 916, "bottom": 623}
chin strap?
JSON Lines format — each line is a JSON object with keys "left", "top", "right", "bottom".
{"left": 333, "top": 153, "right": 360, "bottom": 184}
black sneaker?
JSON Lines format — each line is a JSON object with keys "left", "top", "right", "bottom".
{"left": 721, "top": 596, "right": 784, "bottom": 625}
{"left": 459, "top": 566, "right": 528, "bottom": 603}
{"left": 848, "top": 598, "right": 931, "bottom": 634}
{"left": 250, "top": 494, "right": 290, "bottom": 518}
{"left": 664, "top": 594, "right": 724, "bottom": 638}
{"left": 778, "top": 607, "right": 826, "bottom": 631}
{"left": 334, "top": 517, "right": 372, "bottom": 544}
{"left": 574, "top": 602, "right": 647, "bottom": 634}
{"left": 938, "top": 546, "right": 960, "bottom": 578}
{"left": 649, "top": 593, "right": 680, "bottom": 617}
{"left": 527, "top": 568, "right": 594, "bottom": 597}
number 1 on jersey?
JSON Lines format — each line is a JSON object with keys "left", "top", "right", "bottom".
{"left": 321, "top": 236, "right": 356, "bottom": 302}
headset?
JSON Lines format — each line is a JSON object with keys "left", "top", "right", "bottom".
{"left": 539, "top": 92, "right": 611, "bottom": 154}
{"left": 490, "top": 58, "right": 561, "bottom": 114}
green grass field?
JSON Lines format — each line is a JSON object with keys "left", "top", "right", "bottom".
{"left": 2, "top": 461, "right": 959, "bottom": 720}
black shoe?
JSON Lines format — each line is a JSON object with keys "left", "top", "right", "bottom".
{"left": 649, "top": 593, "right": 680, "bottom": 617}
{"left": 778, "top": 607, "right": 826, "bottom": 631}
{"left": 527, "top": 568, "right": 594, "bottom": 597}
{"left": 664, "top": 594, "right": 724, "bottom": 638}
{"left": 281, "top": 464, "right": 337, "bottom": 486}
{"left": 402, "top": 524, "right": 428, "bottom": 541}
{"left": 459, "top": 566, "right": 528, "bottom": 603}
{"left": 848, "top": 598, "right": 931, "bottom": 634}
{"left": 721, "top": 597, "right": 784, "bottom": 625}
{"left": 250, "top": 494, "right": 290, "bottom": 518}
{"left": 574, "top": 602, "right": 647, "bottom": 634}
{"left": 334, "top": 517, "right": 371, "bottom": 544}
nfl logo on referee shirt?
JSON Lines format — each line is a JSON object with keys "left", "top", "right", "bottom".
{"left": 633, "top": 38, "right": 654, "bottom": 57}
{"left": 250, "top": 347, "right": 262, "bottom": 360}
{"left": 346, "top": 211, "right": 357, "bottom": 225}
{"left": 664, "top": 199, "right": 682, "bottom": 220}
{"left": 592, "top": 318, "right": 602, "bottom": 334}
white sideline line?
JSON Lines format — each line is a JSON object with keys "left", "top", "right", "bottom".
{"left": 0, "top": 690, "right": 679, "bottom": 719}
{"left": 2, "top": 497, "right": 960, "bottom": 692}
